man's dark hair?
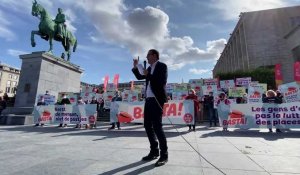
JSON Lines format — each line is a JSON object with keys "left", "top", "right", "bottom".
{"left": 149, "top": 49, "right": 159, "bottom": 60}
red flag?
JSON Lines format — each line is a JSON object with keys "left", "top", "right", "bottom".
{"left": 113, "top": 74, "right": 119, "bottom": 90}
{"left": 294, "top": 61, "right": 300, "bottom": 83}
{"left": 275, "top": 64, "right": 283, "bottom": 87}
{"left": 103, "top": 75, "right": 109, "bottom": 92}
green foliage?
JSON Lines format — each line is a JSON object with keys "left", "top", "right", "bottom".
{"left": 215, "top": 67, "right": 275, "bottom": 88}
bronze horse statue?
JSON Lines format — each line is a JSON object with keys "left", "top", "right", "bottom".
{"left": 31, "top": 0, "right": 77, "bottom": 61}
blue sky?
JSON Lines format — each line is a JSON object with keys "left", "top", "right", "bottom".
{"left": 0, "top": 0, "right": 299, "bottom": 84}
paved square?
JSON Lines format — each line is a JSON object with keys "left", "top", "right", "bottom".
{"left": 0, "top": 123, "right": 300, "bottom": 175}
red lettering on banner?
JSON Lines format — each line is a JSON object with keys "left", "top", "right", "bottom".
{"left": 223, "top": 118, "right": 247, "bottom": 125}
{"left": 167, "top": 103, "right": 177, "bottom": 116}
{"left": 178, "top": 103, "right": 183, "bottom": 115}
{"left": 163, "top": 103, "right": 169, "bottom": 116}
{"left": 133, "top": 107, "right": 143, "bottom": 119}
{"left": 38, "top": 116, "right": 52, "bottom": 122}
{"left": 250, "top": 95, "right": 261, "bottom": 98}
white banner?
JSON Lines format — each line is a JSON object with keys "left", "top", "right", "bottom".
{"left": 236, "top": 77, "right": 251, "bottom": 87}
{"left": 121, "top": 90, "right": 139, "bottom": 102}
{"left": 220, "top": 80, "right": 235, "bottom": 89}
{"left": 33, "top": 104, "right": 97, "bottom": 124}
{"left": 278, "top": 82, "right": 300, "bottom": 103}
{"left": 204, "top": 78, "right": 218, "bottom": 86}
{"left": 103, "top": 92, "right": 114, "bottom": 109}
{"left": 37, "top": 94, "right": 56, "bottom": 105}
{"left": 201, "top": 85, "right": 217, "bottom": 95}
{"left": 218, "top": 102, "right": 300, "bottom": 128}
{"left": 189, "top": 79, "right": 204, "bottom": 93}
{"left": 113, "top": 100, "right": 195, "bottom": 125}
{"left": 247, "top": 84, "right": 264, "bottom": 103}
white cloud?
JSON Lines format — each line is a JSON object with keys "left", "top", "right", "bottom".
{"left": 186, "top": 22, "right": 215, "bottom": 30}
{"left": 64, "top": 9, "right": 77, "bottom": 34}
{"left": 0, "top": 0, "right": 53, "bottom": 14}
{"left": 7, "top": 49, "right": 28, "bottom": 57}
{"left": 75, "top": 0, "right": 226, "bottom": 70}
{"left": 0, "top": 26, "right": 15, "bottom": 41}
{"left": 169, "top": 0, "right": 184, "bottom": 6}
{"left": 210, "top": 0, "right": 289, "bottom": 20}
{"left": 0, "top": 0, "right": 226, "bottom": 70}
{"left": 89, "top": 35, "right": 101, "bottom": 43}
{"left": 189, "top": 68, "right": 210, "bottom": 75}
{"left": 0, "top": 11, "right": 15, "bottom": 41}
{"left": 162, "top": 38, "right": 226, "bottom": 70}
{"left": 162, "top": 0, "right": 184, "bottom": 9}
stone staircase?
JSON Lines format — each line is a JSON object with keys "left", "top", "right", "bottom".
{"left": 0, "top": 107, "right": 34, "bottom": 125}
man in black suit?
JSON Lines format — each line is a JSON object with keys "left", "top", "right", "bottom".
{"left": 132, "top": 49, "right": 168, "bottom": 167}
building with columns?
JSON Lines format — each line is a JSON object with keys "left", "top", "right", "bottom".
{"left": 213, "top": 5, "right": 300, "bottom": 83}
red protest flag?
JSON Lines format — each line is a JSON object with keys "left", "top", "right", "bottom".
{"left": 274, "top": 63, "right": 283, "bottom": 87}
{"left": 113, "top": 74, "right": 119, "bottom": 90}
{"left": 103, "top": 75, "right": 109, "bottom": 92}
{"left": 294, "top": 61, "right": 300, "bottom": 83}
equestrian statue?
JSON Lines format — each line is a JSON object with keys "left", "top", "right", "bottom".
{"left": 31, "top": 0, "right": 77, "bottom": 61}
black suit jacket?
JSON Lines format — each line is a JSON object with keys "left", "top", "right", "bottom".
{"left": 132, "top": 61, "right": 168, "bottom": 108}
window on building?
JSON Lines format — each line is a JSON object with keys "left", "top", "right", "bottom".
{"left": 13, "top": 75, "right": 18, "bottom": 80}
{"left": 11, "top": 82, "right": 17, "bottom": 93}
{"left": 9, "top": 74, "right": 13, "bottom": 79}
{"left": 5, "top": 87, "right": 10, "bottom": 93}
{"left": 6, "top": 80, "right": 11, "bottom": 93}
{"left": 12, "top": 87, "right": 17, "bottom": 94}
{"left": 12, "top": 81, "right": 17, "bottom": 87}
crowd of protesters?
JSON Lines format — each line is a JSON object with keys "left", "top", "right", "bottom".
{"left": 173, "top": 85, "right": 287, "bottom": 133}
{"left": 28, "top": 84, "right": 293, "bottom": 134}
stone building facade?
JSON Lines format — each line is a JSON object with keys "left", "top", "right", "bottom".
{"left": 213, "top": 6, "right": 300, "bottom": 83}
{"left": 0, "top": 63, "right": 20, "bottom": 97}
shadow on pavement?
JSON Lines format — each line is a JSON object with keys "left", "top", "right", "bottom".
{"left": 200, "top": 129, "right": 300, "bottom": 141}
{"left": 0, "top": 124, "right": 189, "bottom": 140}
{"left": 98, "top": 160, "right": 154, "bottom": 175}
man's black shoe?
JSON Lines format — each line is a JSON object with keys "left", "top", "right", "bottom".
{"left": 108, "top": 127, "right": 115, "bottom": 130}
{"left": 142, "top": 153, "right": 159, "bottom": 161}
{"left": 155, "top": 157, "right": 168, "bottom": 167}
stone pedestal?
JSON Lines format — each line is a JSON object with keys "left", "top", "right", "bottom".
{"left": 14, "top": 51, "right": 83, "bottom": 107}
{"left": 0, "top": 52, "right": 83, "bottom": 125}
